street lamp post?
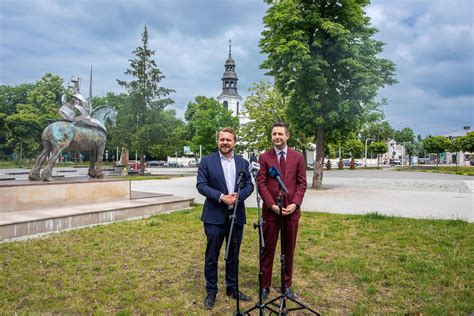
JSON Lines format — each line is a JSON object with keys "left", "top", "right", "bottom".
{"left": 364, "top": 137, "right": 375, "bottom": 167}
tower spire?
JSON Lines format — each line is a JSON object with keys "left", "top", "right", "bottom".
{"left": 217, "top": 40, "right": 242, "bottom": 117}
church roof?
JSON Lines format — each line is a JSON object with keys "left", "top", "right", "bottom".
{"left": 218, "top": 88, "right": 242, "bottom": 99}
{"left": 225, "top": 56, "right": 235, "bottom": 65}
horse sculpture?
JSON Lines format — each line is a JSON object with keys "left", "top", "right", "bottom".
{"left": 28, "top": 106, "right": 117, "bottom": 182}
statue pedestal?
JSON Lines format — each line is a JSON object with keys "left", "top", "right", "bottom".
{"left": 1, "top": 178, "right": 130, "bottom": 213}
{"left": 0, "top": 178, "right": 193, "bottom": 240}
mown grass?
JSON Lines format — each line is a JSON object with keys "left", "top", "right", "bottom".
{"left": 0, "top": 208, "right": 472, "bottom": 314}
{"left": 394, "top": 166, "right": 474, "bottom": 176}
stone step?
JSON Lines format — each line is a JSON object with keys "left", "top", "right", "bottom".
{"left": 0, "top": 194, "right": 194, "bottom": 240}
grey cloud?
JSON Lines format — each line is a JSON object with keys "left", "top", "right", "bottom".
{"left": 1, "top": 0, "right": 472, "bottom": 137}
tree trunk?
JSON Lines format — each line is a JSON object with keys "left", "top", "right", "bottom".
{"left": 312, "top": 126, "right": 325, "bottom": 189}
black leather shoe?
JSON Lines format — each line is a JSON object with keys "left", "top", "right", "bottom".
{"left": 285, "top": 287, "right": 296, "bottom": 300}
{"left": 204, "top": 293, "right": 216, "bottom": 308}
{"left": 262, "top": 288, "right": 270, "bottom": 301}
{"left": 226, "top": 288, "right": 252, "bottom": 301}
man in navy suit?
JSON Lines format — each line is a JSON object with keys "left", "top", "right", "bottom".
{"left": 196, "top": 127, "right": 254, "bottom": 309}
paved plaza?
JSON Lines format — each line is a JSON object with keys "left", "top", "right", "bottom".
{"left": 134, "top": 168, "right": 474, "bottom": 222}
{"left": 1, "top": 167, "right": 472, "bottom": 222}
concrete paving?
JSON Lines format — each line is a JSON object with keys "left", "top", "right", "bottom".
{"left": 133, "top": 169, "right": 473, "bottom": 222}
{"left": 2, "top": 167, "right": 472, "bottom": 222}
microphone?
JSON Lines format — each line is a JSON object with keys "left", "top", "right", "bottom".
{"left": 249, "top": 162, "right": 260, "bottom": 178}
{"left": 268, "top": 166, "right": 288, "bottom": 193}
{"left": 236, "top": 170, "right": 245, "bottom": 185}
{"left": 229, "top": 170, "right": 245, "bottom": 210}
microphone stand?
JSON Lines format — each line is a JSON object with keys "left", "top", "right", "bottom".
{"left": 263, "top": 182, "right": 320, "bottom": 315}
{"left": 225, "top": 175, "right": 245, "bottom": 316}
{"left": 244, "top": 171, "right": 272, "bottom": 315}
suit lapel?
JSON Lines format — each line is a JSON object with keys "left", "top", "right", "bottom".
{"left": 283, "top": 148, "right": 293, "bottom": 179}
{"left": 270, "top": 149, "right": 279, "bottom": 170}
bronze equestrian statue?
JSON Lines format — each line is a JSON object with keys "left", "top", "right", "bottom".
{"left": 29, "top": 77, "right": 117, "bottom": 182}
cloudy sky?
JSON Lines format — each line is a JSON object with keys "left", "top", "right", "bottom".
{"left": 1, "top": 0, "right": 472, "bottom": 137}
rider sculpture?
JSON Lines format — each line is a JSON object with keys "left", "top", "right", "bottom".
{"left": 59, "top": 76, "right": 107, "bottom": 132}
{"left": 29, "top": 76, "right": 117, "bottom": 181}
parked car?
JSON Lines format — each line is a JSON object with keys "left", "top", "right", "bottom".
{"left": 147, "top": 160, "right": 161, "bottom": 167}
{"left": 343, "top": 159, "right": 362, "bottom": 167}
{"left": 390, "top": 159, "right": 402, "bottom": 165}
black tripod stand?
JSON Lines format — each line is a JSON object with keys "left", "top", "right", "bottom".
{"left": 244, "top": 171, "right": 273, "bottom": 315}
{"left": 262, "top": 187, "right": 319, "bottom": 315}
{"left": 225, "top": 174, "right": 245, "bottom": 316}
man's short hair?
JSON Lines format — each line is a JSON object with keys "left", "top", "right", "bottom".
{"left": 272, "top": 122, "right": 289, "bottom": 135}
{"left": 217, "top": 127, "right": 237, "bottom": 142}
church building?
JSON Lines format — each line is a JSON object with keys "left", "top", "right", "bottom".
{"left": 217, "top": 40, "right": 248, "bottom": 124}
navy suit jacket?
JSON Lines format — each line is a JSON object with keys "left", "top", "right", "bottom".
{"left": 196, "top": 152, "right": 254, "bottom": 226}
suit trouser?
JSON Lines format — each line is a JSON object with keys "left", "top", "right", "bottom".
{"left": 204, "top": 221, "right": 244, "bottom": 295}
{"left": 262, "top": 218, "right": 299, "bottom": 289}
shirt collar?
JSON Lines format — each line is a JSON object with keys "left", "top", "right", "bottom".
{"left": 274, "top": 146, "right": 288, "bottom": 156}
{"left": 219, "top": 151, "right": 234, "bottom": 161}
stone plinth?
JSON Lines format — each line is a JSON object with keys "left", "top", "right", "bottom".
{"left": 0, "top": 178, "right": 130, "bottom": 213}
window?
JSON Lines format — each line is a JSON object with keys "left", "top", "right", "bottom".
{"left": 223, "top": 101, "right": 228, "bottom": 110}
{"left": 237, "top": 102, "right": 239, "bottom": 114}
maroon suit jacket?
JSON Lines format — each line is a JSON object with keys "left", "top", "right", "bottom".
{"left": 257, "top": 147, "right": 307, "bottom": 221}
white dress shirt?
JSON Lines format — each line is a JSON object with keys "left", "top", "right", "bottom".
{"left": 274, "top": 146, "right": 288, "bottom": 164}
{"left": 219, "top": 152, "right": 236, "bottom": 202}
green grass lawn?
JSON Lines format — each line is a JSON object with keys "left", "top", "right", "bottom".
{"left": 394, "top": 166, "right": 474, "bottom": 176}
{"left": 1, "top": 207, "right": 472, "bottom": 314}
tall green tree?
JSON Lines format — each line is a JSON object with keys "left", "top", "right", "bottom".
{"left": 260, "top": 0, "right": 396, "bottom": 188}
{"left": 185, "top": 96, "right": 239, "bottom": 157}
{"left": 423, "top": 136, "right": 451, "bottom": 167}
{"left": 343, "top": 139, "right": 364, "bottom": 158}
{"left": 3, "top": 74, "right": 64, "bottom": 160}
{"left": 394, "top": 127, "right": 415, "bottom": 143}
{"left": 0, "top": 83, "right": 34, "bottom": 115}
{"left": 369, "top": 141, "right": 388, "bottom": 167}
{"left": 458, "top": 132, "right": 474, "bottom": 153}
{"left": 360, "top": 120, "right": 394, "bottom": 142}
{"left": 117, "top": 25, "right": 174, "bottom": 174}
{"left": 240, "top": 81, "right": 314, "bottom": 160}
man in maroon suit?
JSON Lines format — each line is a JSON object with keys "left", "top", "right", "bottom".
{"left": 257, "top": 122, "right": 307, "bottom": 300}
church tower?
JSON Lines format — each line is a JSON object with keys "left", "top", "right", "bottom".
{"left": 217, "top": 40, "right": 242, "bottom": 117}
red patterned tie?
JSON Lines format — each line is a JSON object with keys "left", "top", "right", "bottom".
{"left": 279, "top": 151, "right": 286, "bottom": 178}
